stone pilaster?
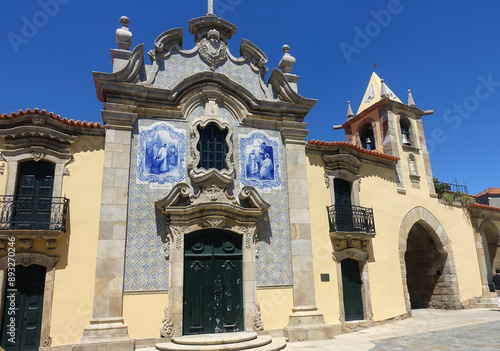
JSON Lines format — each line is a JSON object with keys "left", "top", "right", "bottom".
{"left": 381, "top": 108, "right": 405, "bottom": 193}
{"left": 73, "top": 109, "right": 136, "bottom": 351}
{"left": 414, "top": 116, "right": 437, "bottom": 197}
{"left": 281, "top": 126, "right": 334, "bottom": 342}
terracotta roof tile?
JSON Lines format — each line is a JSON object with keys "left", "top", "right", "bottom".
{"left": 468, "top": 203, "right": 500, "bottom": 212}
{"left": 307, "top": 140, "right": 400, "bottom": 161}
{"left": 1, "top": 108, "right": 104, "bottom": 129}
{"left": 474, "top": 187, "right": 500, "bottom": 197}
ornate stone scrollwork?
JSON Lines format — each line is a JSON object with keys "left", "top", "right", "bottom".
{"left": 198, "top": 29, "right": 227, "bottom": 71}
{"left": 0, "top": 163, "right": 5, "bottom": 175}
{"left": 163, "top": 236, "right": 170, "bottom": 259}
{"left": 170, "top": 226, "right": 190, "bottom": 250}
{"left": 253, "top": 302, "right": 264, "bottom": 331}
{"left": 42, "top": 336, "right": 52, "bottom": 347}
{"left": 18, "top": 239, "right": 33, "bottom": 250}
{"left": 360, "top": 240, "right": 369, "bottom": 250}
{"left": 63, "top": 167, "right": 70, "bottom": 176}
{"left": 203, "top": 218, "right": 225, "bottom": 228}
{"left": 31, "top": 152, "right": 45, "bottom": 162}
{"left": 18, "top": 255, "right": 34, "bottom": 267}
{"left": 160, "top": 307, "right": 174, "bottom": 338}
{"left": 31, "top": 115, "right": 47, "bottom": 126}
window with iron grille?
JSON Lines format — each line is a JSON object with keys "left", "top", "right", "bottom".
{"left": 197, "top": 124, "right": 228, "bottom": 171}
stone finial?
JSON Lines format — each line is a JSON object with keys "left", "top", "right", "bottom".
{"left": 116, "top": 16, "right": 132, "bottom": 50}
{"left": 408, "top": 89, "right": 415, "bottom": 107}
{"left": 347, "top": 101, "right": 354, "bottom": 118}
{"left": 380, "top": 79, "right": 389, "bottom": 98}
{"left": 278, "top": 44, "right": 296, "bottom": 74}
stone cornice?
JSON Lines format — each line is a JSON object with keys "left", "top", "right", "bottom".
{"left": 306, "top": 142, "right": 398, "bottom": 168}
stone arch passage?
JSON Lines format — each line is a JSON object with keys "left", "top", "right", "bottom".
{"left": 399, "top": 207, "right": 462, "bottom": 312}
{"left": 480, "top": 220, "right": 500, "bottom": 290}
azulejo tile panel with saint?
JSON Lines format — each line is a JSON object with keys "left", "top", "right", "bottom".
{"left": 239, "top": 131, "right": 281, "bottom": 190}
{"left": 136, "top": 122, "right": 187, "bottom": 185}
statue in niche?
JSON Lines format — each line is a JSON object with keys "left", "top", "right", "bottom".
{"left": 408, "top": 153, "right": 418, "bottom": 175}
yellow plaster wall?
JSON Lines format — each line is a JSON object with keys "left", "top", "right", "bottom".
{"left": 306, "top": 154, "right": 340, "bottom": 325}
{"left": 256, "top": 288, "right": 293, "bottom": 330}
{"left": 49, "top": 136, "right": 105, "bottom": 346}
{"left": 306, "top": 151, "right": 484, "bottom": 324}
{"left": 123, "top": 293, "right": 169, "bottom": 339}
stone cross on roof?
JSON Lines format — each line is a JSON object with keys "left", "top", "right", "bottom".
{"left": 208, "top": 0, "right": 213, "bottom": 14}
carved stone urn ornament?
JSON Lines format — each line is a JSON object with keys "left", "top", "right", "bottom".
{"left": 198, "top": 29, "right": 227, "bottom": 71}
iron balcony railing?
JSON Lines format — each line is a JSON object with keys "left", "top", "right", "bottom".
{"left": 327, "top": 204, "right": 375, "bottom": 234}
{"left": 0, "top": 195, "right": 69, "bottom": 232}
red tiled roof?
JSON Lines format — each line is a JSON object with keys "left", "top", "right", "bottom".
{"left": 307, "top": 140, "right": 400, "bottom": 161}
{"left": 474, "top": 187, "right": 500, "bottom": 197}
{"left": 1, "top": 108, "right": 104, "bottom": 129}
{"left": 468, "top": 203, "right": 500, "bottom": 212}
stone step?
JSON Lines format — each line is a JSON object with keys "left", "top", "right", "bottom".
{"left": 156, "top": 335, "right": 279, "bottom": 351}
{"left": 475, "top": 297, "right": 498, "bottom": 309}
{"left": 171, "top": 332, "right": 258, "bottom": 345}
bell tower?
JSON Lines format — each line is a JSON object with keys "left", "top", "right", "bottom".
{"left": 334, "top": 72, "right": 437, "bottom": 197}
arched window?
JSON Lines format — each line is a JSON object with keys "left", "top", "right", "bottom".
{"left": 359, "top": 123, "right": 375, "bottom": 150}
{"left": 400, "top": 115, "right": 413, "bottom": 146}
{"left": 197, "top": 123, "right": 228, "bottom": 171}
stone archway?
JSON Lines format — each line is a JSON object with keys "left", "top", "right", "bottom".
{"left": 399, "top": 207, "right": 462, "bottom": 312}
{"left": 479, "top": 220, "right": 500, "bottom": 290}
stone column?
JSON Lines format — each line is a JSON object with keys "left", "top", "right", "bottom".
{"left": 281, "top": 125, "right": 334, "bottom": 342}
{"left": 73, "top": 108, "right": 136, "bottom": 351}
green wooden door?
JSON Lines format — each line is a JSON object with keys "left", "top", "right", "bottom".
{"left": 14, "top": 161, "right": 55, "bottom": 230}
{"left": 334, "top": 179, "right": 353, "bottom": 231}
{"left": 183, "top": 231, "right": 243, "bottom": 335}
{"left": 341, "top": 259, "right": 364, "bottom": 321}
{"left": 0, "top": 265, "right": 46, "bottom": 351}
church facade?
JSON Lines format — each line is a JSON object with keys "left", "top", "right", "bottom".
{"left": 0, "top": 9, "right": 499, "bottom": 351}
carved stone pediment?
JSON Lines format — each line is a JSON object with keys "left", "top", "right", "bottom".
{"left": 155, "top": 182, "right": 269, "bottom": 238}
{"left": 322, "top": 153, "right": 362, "bottom": 175}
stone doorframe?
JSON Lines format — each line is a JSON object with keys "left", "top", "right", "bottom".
{"left": 399, "top": 207, "right": 461, "bottom": 313}
{"left": 332, "top": 248, "right": 373, "bottom": 323}
{"left": 156, "top": 183, "right": 270, "bottom": 337}
{"left": 0, "top": 253, "right": 59, "bottom": 347}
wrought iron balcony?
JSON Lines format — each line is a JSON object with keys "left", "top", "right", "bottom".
{"left": 327, "top": 204, "right": 375, "bottom": 235}
{"left": 0, "top": 195, "right": 69, "bottom": 232}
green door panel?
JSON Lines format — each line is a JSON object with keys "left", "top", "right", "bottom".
{"left": 14, "top": 161, "right": 55, "bottom": 230}
{"left": 0, "top": 264, "right": 45, "bottom": 351}
{"left": 334, "top": 179, "right": 354, "bottom": 231}
{"left": 341, "top": 258, "right": 364, "bottom": 322}
{"left": 184, "top": 231, "right": 243, "bottom": 335}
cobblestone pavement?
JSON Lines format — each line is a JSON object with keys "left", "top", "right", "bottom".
{"left": 285, "top": 309, "right": 500, "bottom": 350}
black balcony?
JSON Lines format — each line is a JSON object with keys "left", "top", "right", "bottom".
{"left": 327, "top": 204, "right": 375, "bottom": 234}
{"left": 0, "top": 195, "right": 69, "bottom": 232}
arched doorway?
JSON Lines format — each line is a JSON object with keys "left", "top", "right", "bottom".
{"left": 399, "top": 207, "right": 461, "bottom": 311}
{"left": 405, "top": 223, "right": 445, "bottom": 309}
{"left": 0, "top": 264, "right": 46, "bottom": 351}
{"left": 480, "top": 221, "right": 500, "bottom": 291}
{"left": 183, "top": 230, "right": 243, "bottom": 335}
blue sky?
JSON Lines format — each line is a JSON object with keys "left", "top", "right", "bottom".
{"left": 1, "top": 0, "right": 498, "bottom": 195}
